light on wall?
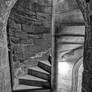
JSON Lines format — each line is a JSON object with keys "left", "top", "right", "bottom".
{"left": 58, "top": 61, "right": 70, "bottom": 76}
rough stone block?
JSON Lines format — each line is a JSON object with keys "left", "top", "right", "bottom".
{"left": 0, "top": 71, "right": 5, "bottom": 92}
{"left": 3, "top": 66, "right": 11, "bottom": 85}
{"left": 83, "top": 61, "right": 92, "bottom": 72}
{"left": 22, "top": 24, "right": 33, "bottom": 32}
{"left": 0, "top": 30, "right": 4, "bottom": 40}
{"left": 24, "top": 58, "right": 38, "bottom": 67}
{"left": 1, "top": 47, "right": 8, "bottom": 66}
{"left": 8, "top": 19, "right": 17, "bottom": 28}
{"left": 34, "top": 35, "right": 51, "bottom": 50}
{"left": 20, "top": 38, "right": 33, "bottom": 44}
{"left": 24, "top": 45, "right": 43, "bottom": 58}
{"left": 13, "top": 45, "right": 24, "bottom": 61}
{"left": 0, "top": 22, "right": 3, "bottom": 31}
{"left": 16, "top": 23, "right": 21, "bottom": 31}
{"left": 0, "top": 0, "right": 10, "bottom": 16}
{"left": 4, "top": 70, "right": 11, "bottom": 92}
{"left": 84, "top": 47, "right": 92, "bottom": 60}
{"left": 0, "top": 47, "right": 3, "bottom": 67}
{"left": 1, "top": 67, "right": 11, "bottom": 92}
{"left": 5, "top": 83, "right": 11, "bottom": 92}
{"left": 82, "top": 71, "right": 92, "bottom": 92}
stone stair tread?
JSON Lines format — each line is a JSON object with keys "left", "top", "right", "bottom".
{"left": 14, "top": 88, "right": 51, "bottom": 92}
{"left": 14, "top": 85, "right": 42, "bottom": 90}
{"left": 38, "top": 61, "right": 51, "bottom": 73}
{"left": 28, "top": 66, "right": 49, "bottom": 74}
{"left": 39, "top": 60, "right": 51, "bottom": 66}
{"left": 19, "top": 75, "right": 47, "bottom": 82}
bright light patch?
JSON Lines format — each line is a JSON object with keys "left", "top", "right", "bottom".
{"left": 60, "top": 0, "right": 64, "bottom": 2}
{"left": 58, "top": 62, "right": 70, "bottom": 76}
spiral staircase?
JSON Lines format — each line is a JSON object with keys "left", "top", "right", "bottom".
{"left": 13, "top": 59, "right": 51, "bottom": 92}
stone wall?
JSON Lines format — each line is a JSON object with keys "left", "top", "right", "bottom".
{"left": 0, "top": 0, "right": 52, "bottom": 91}
{"left": 8, "top": 0, "right": 52, "bottom": 60}
{"left": 7, "top": 0, "right": 52, "bottom": 89}
{"left": 0, "top": 0, "right": 85, "bottom": 92}
{"left": 0, "top": 0, "right": 18, "bottom": 92}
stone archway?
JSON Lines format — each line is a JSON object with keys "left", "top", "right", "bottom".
{"left": 0, "top": 0, "right": 18, "bottom": 92}
{"left": 0, "top": 0, "right": 53, "bottom": 92}
{"left": 7, "top": 0, "right": 52, "bottom": 91}
{"left": 0, "top": 0, "right": 86, "bottom": 92}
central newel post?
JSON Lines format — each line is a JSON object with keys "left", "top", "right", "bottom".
{"left": 51, "top": 0, "right": 58, "bottom": 92}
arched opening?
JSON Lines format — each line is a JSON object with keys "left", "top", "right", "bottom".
{"left": 7, "top": 0, "right": 52, "bottom": 91}
{"left": 55, "top": 0, "right": 85, "bottom": 92}
{"left": 0, "top": 0, "right": 87, "bottom": 92}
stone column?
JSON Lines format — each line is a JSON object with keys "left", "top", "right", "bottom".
{"left": 82, "top": 18, "right": 92, "bottom": 92}
{"left": 81, "top": 1, "right": 92, "bottom": 92}
{"left": 0, "top": 0, "right": 17, "bottom": 92}
{"left": 75, "top": 0, "right": 92, "bottom": 92}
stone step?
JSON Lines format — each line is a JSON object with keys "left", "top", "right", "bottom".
{"left": 58, "top": 36, "right": 84, "bottom": 43}
{"left": 38, "top": 61, "right": 51, "bottom": 73}
{"left": 28, "top": 66, "right": 50, "bottom": 80}
{"left": 13, "top": 85, "right": 42, "bottom": 91}
{"left": 19, "top": 75, "right": 50, "bottom": 88}
{"left": 60, "top": 26, "right": 85, "bottom": 35}
{"left": 14, "top": 88, "right": 50, "bottom": 92}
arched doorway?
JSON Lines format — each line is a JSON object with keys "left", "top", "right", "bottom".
{"left": 0, "top": 0, "right": 86, "bottom": 92}
{"left": 7, "top": 0, "right": 52, "bottom": 91}
{"left": 55, "top": 0, "right": 85, "bottom": 92}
